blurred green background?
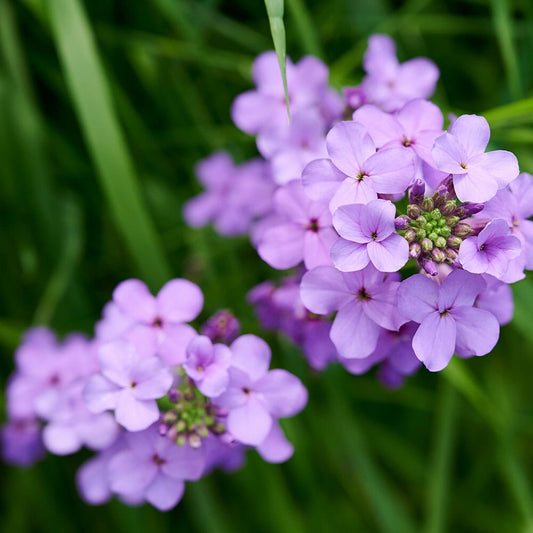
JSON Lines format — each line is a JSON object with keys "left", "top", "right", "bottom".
{"left": 1, "top": 0, "right": 533, "bottom": 531}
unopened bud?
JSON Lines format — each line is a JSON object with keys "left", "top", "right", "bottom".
{"left": 410, "top": 178, "right": 425, "bottom": 204}
{"left": 441, "top": 201, "right": 457, "bottom": 216}
{"left": 428, "top": 231, "right": 438, "bottom": 241}
{"left": 175, "top": 420, "right": 186, "bottom": 432}
{"left": 453, "top": 223, "right": 473, "bottom": 238}
{"left": 404, "top": 228, "right": 417, "bottom": 242}
{"left": 445, "top": 216, "right": 460, "bottom": 227}
{"left": 447, "top": 236, "right": 462, "bottom": 249}
{"left": 431, "top": 248, "right": 446, "bottom": 262}
{"left": 462, "top": 203, "right": 484, "bottom": 217}
{"left": 407, "top": 204, "right": 421, "bottom": 219}
{"left": 189, "top": 434, "right": 202, "bottom": 448}
{"left": 409, "top": 242, "right": 422, "bottom": 258}
{"left": 421, "top": 238, "right": 433, "bottom": 252}
{"left": 422, "top": 259, "right": 438, "bottom": 276}
{"left": 433, "top": 185, "right": 449, "bottom": 207}
{"left": 435, "top": 236, "right": 447, "bottom": 248}
{"left": 422, "top": 197, "right": 434, "bottom": 212}
{"left": 176, "top": 433, "right": 187, "bottom": 446}
{"left": 395, "top": 215, "right": 410, "bottom": 230}
{"left": 445, "top": 248, "right": 458, "bottom": 261}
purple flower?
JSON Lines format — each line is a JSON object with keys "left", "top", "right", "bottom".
{"left": 1, "top": 418, "right": 45, "bottom": 467}
{"left": 183, "top": 152, "right": 275, "bottom": 236}
{"left": 108, "top": 425, "right": 206, "bottom": 511}
{"left": 480, "top": 172, "right": 533, "bottom": 270}
{"left": 215, "top": 335, "right": 308, "bottom": 446}
{"left": 183, "top": 336, "right": 232, "bottom": 398}
{"left": 432, "top": 114, "right": 519, "bottom": 202}
{"left": 84, "top": 340, "right": 173, "bottom": 432}
{"left": 475, "top": 275, "right": 514, "bottom": 326}
{"left": 331, "top": 199, "right": 409, "bottom": 272}
{"left": 300, "top": 265, "right": 405, "bottom": 359}
{"left": 256, "top": 421, "right": 295, "bottom": 464}
{"left": 257, "top": 180, "right": 337, "bottom": 270}
{"left": 352, "top": 99, "right": 444, "bottom": 169}
{"left": 99, "top": 278, "right": 203, "bottom": 365}
{"left": 397, "top": 270, "right": 500, "bottom": 371}
{"left": 302, "top": 121, "right": 416, "bottom": 212}
{"left": 200, "top": 310, "right": 240, "bottom": 344}
{"left": 231, "top": 51, "right": 342, "bottom": 142}
{"left": 359, "top": 34, "right": 439, "bottom": 112}
{"left": 459, "top": 219, "right": 521, "bottom": 280}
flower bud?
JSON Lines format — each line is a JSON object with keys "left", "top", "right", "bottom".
{"left": 445, "top": 216, "right": 460, "bottom": 227}
{"left": 453, "top": 223, "right": 473, "bottom": 237}
{"left": 409, "top": 242, "right": 422, "bottom": 258}
{"left": 433, "top": 185, "right": 449, "bottom": 207}
{"left": 447, "top": 236, "right": 462, "bottom": 249}
{"left": 421, "top": 197, "right": 434, "bottom": 212}
{"left": 435, "top": 236, "right": 447, "bottom": 248}
{"left": 395, "top": 215, "right": 410, "bottom": 230}
{"left": 421, "top": 238, "right": 433, "bottom": 252}
{"left": 409, "top": 178, "right": 425, "bottom": 204}
{"left": 422, "top": 259, "right": 438, "bottom": 276}
{"left": 431, "top": 248, "right": 446, "bottom": 262}
{"left": 441, "top": 201, "right": 457, "bottom": 216}
{"left": 404, "top": 228, "right": 417, "bottom": 242}
{"left": 407, "top": 204, "right": 421, "bottom": 219}
{"left": 445, "top": 248, "right": 458, "bottom": 261}
{"left": 461, "top": 203, "right": 484, "bottom": 217}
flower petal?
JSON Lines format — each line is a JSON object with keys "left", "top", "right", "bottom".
{"left": 452, "top": 306, "right": 499, "bottom": 357}
{"left": 230, "top": 335, "right": 271, "bottom": 382}
{"left": 113, "top": 279, "right": 156, "bottom": 323}
{"left": 144, "top": 474, "right": 185, "bottom": 511}
{"left": 367, "top": 234, "right": 409, "bottom": 272}
{"left": 412, "top": 312, "right": 456, "bottom": 371}
{"left": 256, "top": 421, "right": 294, "bottom": 464}
{"left": 255, "top": 369, "right": 308, "bottom": 418}
{"left": 449, "top": 114, "right": 490, "bottom": 158}
{"left": 115, "top": 392, "right": 159, "bottom": 432}
{"left": 300, "top": 266, "right": 352, "bottom": 314}
{"left": 227, "top": 396, "right": 272, "bottom": 446}
{"left": 156, "top": 279, "right": 203, "bottom": 323}
{"left": 330, "top": 239, "right": 370, "bottom": 272}
{"left": 397, "top": 274, "right": 439, "bottom": 323}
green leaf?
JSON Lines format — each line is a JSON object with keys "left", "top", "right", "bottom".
{"left": 264, "top": 0, "right": 290, "bottom": 119}
{"left": 45, "top": 0, "right": 171, "bottom": 289}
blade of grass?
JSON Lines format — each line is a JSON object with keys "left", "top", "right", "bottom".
{"left": 483, "top": 97, "right": 533, "bottom": 128}
{"left": 45, "top": 0, "right": 171, "bottom": 288}
{"left": 424, "top": 382, "right": 458, "bottom": 533}
{"left": 264, "top": 0, "right": 290, "bottom": 118}
{"left": 510, "top": 278, "right": 533, "bottom": 345}
{"left": 490, "top": 0, "right": 522, "bottom": 100}
{"left": 286, "top": 0, "right": 323, "bottom": 57}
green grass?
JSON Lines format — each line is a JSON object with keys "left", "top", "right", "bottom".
{"left": 1, "top": 0, "right": 533, "bottom": 531}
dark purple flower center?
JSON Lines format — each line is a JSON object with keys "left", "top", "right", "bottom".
{"left": 152, "top": 454, "right": 166, "bottom": 466}
{"left": 440, "top": 309, "right": 450, "bottom": 316}
{"left": 402, "top": 136, "right": 413, "bottom": 147}
{"left": 357, "top": 288, "right": 371, "bottom": 301}
{"left": 356, "top": 172, "right": 368, "bottom": 182}
{"left": 152, "top": 317, "right": 163, "bottom": 328}
{"left": 307, "top": 218, "right": 320, "bottom": 232}
{"left": 130, "top": 381, "right": 137, "bottom": 389}
{"left": 49, "top": 374, "right": 60, "bottom": 386}
{"left": 371, "top": 232, "right": 378, "bottom": 241}
{"left": 479, "top": 244, "right": 485, "bottom": 251}
{"left": 242, "top": 387, "right": 251, "bottom": 395}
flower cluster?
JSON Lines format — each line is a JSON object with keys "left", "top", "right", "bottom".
{"left": 2, "top": 279, "right": 307, "bottom": 511}
{"left": 185, "top": 34, "right": 531, "bottom": 384}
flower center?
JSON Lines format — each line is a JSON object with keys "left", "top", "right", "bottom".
{"left": 152, "top": 454, "right": 166, "bottom": 466}
{"left": 307, "top": 218, "right": 320, "bottom": 233}
{"left": 357, "top": 288, "right": 371, "bottom": 301}
{"left": 152, "top": 317, "right": 163, "bottom": 328}
{"left": 356, "top": 172, "right": 367, "bottom": 182}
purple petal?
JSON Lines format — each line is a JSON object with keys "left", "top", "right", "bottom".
{"left": 477, "top": 150, "right": 519, "bottom": 188}
{"left": 231, "top": 91, "right": 280, "bottom": 134}
{"left": 131, "top": 358, "right": 173, "bottom": 400}
{"left": 364, "top": 280, "right": 404, "bottom": 331}
{"left": 145, "top": 474, "right": 185, "bottom": 511}
{"left": 303, "top": 229, "right": 336, "bottom": 270}
{"left": 43, "top": 424, "right": 81, "bottom": 455}
{"left": 330, "top": 176, "right": 378, "bottom": 211}
{"left": 258, "top": 223, "right": 305, "bottom": 270}
{"left": 432, "top": 133, "right": 468, "bottom": 174}
{"left": 332, "top": 204, "right": 368, "bottom": 242}
{"left": 302, "top": 158, "right": 346, "bottom": 203}
{"left": 396, "top": 99, "right": 444, "bottom": 136}
{"left": 182, "top": 193, "right": 220, "bottom": 228}
{"left": 452, "top": 307, "right": 499, "bottom": 357}
{"left": 198, "top": 371, "right": 229, "bottom": 398}
{"left": 109, "top": 450, "right": 157, "bottom": 496}
{"left": 113, "top": 279, "right": 156, "bottom": 323}
{"left": 330, "top": 239, "right": 369, "bottom": 272}
{"left": 397, "top": 274, "right": 439, "bottom": 323}
{"left": 330, "top": 300, "right": 381, "bottom": 359}
{"left": 115, "top": 392, "right": 159, "bottom": 432}
{"left": 459, "top": 237, "right": 488, "bottom": 274}
{"left": 256, "top": 421, "right": 294, "bottom": 464}
{"left": 367, "top": 234, "right": 409, "bottom": 272}
{"left": 396, "top": 58, "right": 439, "bottom": 100}
{"left": 352, "top": 105, "right": 402, "bottom": 147}
{"left": 439, "top": 269, "right": 486, "bottom": 309}
{"left": 83, "top": 375, "right": 120, "bottom": 413}
{"left": 230, "top": 335, "right": 271, "bottom": 382}
{"left": 364, "top": 148, "right": 416, "bottom": 195}
{"left": 98, "top": 340, "right": 140, "bottom": 387}
{"left": 326, "top": 121, "right": 375, "bottom": 177}
{"left": 77, "top": 455, "right": 112, "bottom": 505}
{"left": 227, "top": 396, "right": 272, "bottom": 446}
{"left": 453, "top": 165, "right": 499, "bottom": 203}
{"left": 255, "top": 369, "right": 308, "bottom": 417}
{"left": 359, "top": 199, "right": 397, "bottom": 240}
{"left": 162, "top": 443, "right": 206, "bottom": 481}
{"left": 156, "top": 279, "right": 203, "bottom": 323}
{"left": 158, "top": 323, "right": 197, "bottom": 366}
{"left": 449, "top": 114, "right": 490, "bottom": 157}
{"left": 300, "top": 266, "right": 352, "bottom": 314}
{"left": 412, "top": 312, "right": 456, "bottom": 371}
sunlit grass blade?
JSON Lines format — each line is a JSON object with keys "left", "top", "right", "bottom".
{"left": 490, "top": 0, "right": 522, "bottom": 100}
{"left": 264, "top": 0, "right": 290, "bottom": 118}
{"left": 45, "top": 0, "right": 171, "bottom": 288}
{"left": 286, "top": 0, "right": 323, "bottom": 57}
{"left": 483, "top": 97, "right": 533, "bottom": 128}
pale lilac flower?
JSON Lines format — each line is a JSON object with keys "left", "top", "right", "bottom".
{"left": 352, "top": 99, "right": 444, "bottom": 169}
{"left": 84, "top": 340, "right": 173, "bottom": 432}
{"left": 300, "top": 265, "right": 405, "bottom": 359}
{"left": 256, "top": 421, "right": 294, "bottom": 464}
{"left": 214, "top": 335, "right": 308, "bottom": 446}
{"left": 331, "top": 199, "right": 409, "bottom": 272}
{"left": 459, "top": 219, "right": 522, "bottom": 281}
{"left": 231, "top": 51, "right": 342, "bottom": 142}
{"left": 480, "top": 172, "right": 533, "bottom": 270}
{"left": 397, "top": 270, "right": 500, "bottom": 371}
{"left": 432, "top": 114, "right": 519, "bottom": 202}
{"left": 358, "top": 34, "right": 439, "bottom": 112}
{"left": 302, "top": 121, "right": 416, "bottom": 213}
{"left": 183, "top": 152, "right": 275, "bottom": 236}
{"left": 257, "top": 180, "right": 337, "bottom": 270}
{"left": 183, "top": 336, "right": 232, "bottom": 398}
{"left": 108, "top": 425, "right": 206, "bottom": 511}
{"left": 98, "top": 278, "right": 203, "bottom": 365}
